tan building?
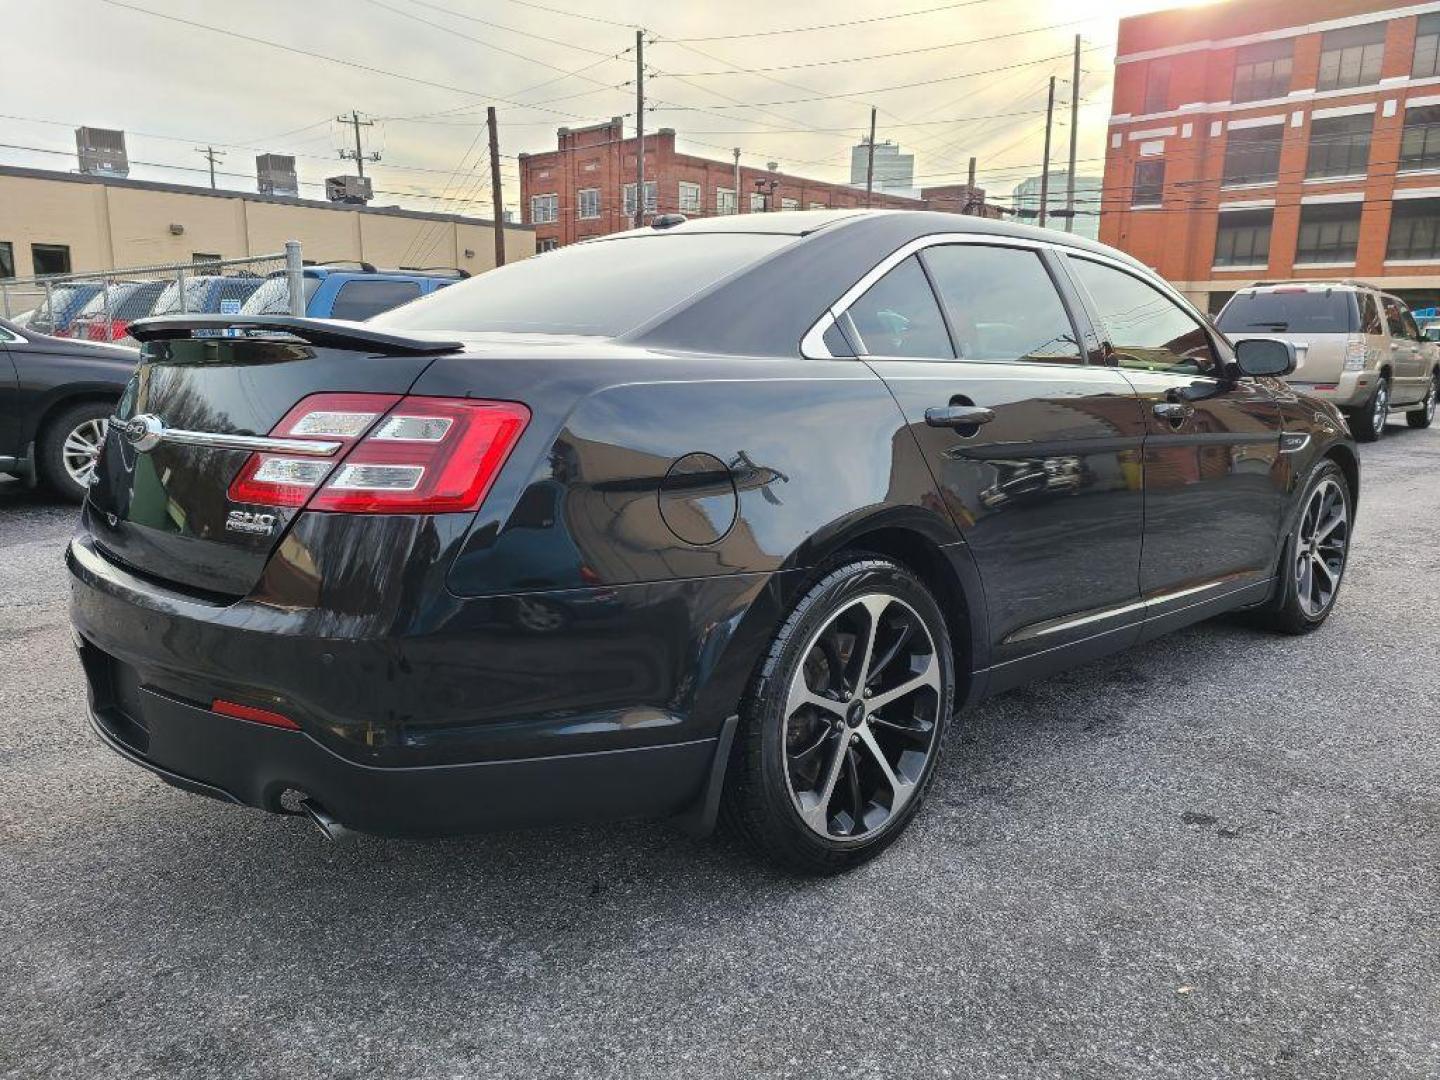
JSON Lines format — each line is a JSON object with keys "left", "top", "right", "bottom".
{"left": 0, "top": 164, "right": 534, "bottom": 279}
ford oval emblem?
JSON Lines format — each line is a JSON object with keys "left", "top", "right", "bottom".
{"left": 120, "top": 414, "right": 165, "bottom": 453}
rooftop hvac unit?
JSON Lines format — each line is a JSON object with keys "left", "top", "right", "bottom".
{"left": 256, "top": 153, "right": 298, "bottom": 196}
{"left": 75, "top": 127, "right": 129, "bottom": 178}
{"left": 325, "top": 174, "right": 373, "bottom": 205}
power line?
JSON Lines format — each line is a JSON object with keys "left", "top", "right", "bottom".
{"left": 658, "top": 0, "right": 1001, "bottom": 43}
{"left": 655, "top": 15, "right": 1114, "bottom": 76}
{"left": 92, "top": 0, "right": 614, "bottom": 122}
{"left": 650, "top": 48, "right": 1105, "bottom": 110}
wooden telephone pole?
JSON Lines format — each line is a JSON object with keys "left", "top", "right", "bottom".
{"left": 487, "top": 107, "right": 505, "bottom": 267}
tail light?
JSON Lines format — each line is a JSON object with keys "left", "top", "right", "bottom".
{"left": 1343, "top": 339, "right": 1368, "bottom": 371}
{"left": 227, "top": 392, "right": 530, "bottom": 514}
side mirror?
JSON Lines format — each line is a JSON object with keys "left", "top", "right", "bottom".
{"left": 1233, "top": 337, "right": 1296, "bottom": 378}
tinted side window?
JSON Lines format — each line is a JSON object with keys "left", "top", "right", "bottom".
{"left": 330, "top": 280, "right": 422, "bottom": 321}
{"left": 922, "top": 245, "right": 1082, "bottom": 364}
{"left": 1068, "top": 256, "right": 1218, "bottom": 376}
{"left": 844, "top": 255, "right": 953, "bottom": 359}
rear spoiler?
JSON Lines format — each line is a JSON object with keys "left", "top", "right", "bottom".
{"left": 127, "top": 315, "right": 463, "bottom": 356}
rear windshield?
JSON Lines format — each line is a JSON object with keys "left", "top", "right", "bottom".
{"left": 373, "top": 233, "right": 795, "bottom": 337}
{"left": 1217, "top": 290, "right": 1359, "bottom": 334}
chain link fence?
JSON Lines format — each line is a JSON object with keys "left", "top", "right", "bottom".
{"left": 1, "top": 241, "right": 306, "bottom": 345}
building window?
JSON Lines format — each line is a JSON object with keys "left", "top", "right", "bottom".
{"left": 749, "top": 192, "right": 767, "bottom": 212}
{"left": 716, "top": 187, "right": 736, "bottom": 215}
{"left": 1416, "top": 13, "right": 1440, "bottom": 78}
{"left": 1132, "top": 159, "right": 1165, "bottom": 206}
{"left": 530, "top": 193, "right": 558, "bottom": 225}
{"left": 1232, "top": 40, "right": 1293, "bottom": 103}
{"left": 0, "top": 242, "right": 13, "bottom": 279}
{"left": 1213, "top": 209, "right": 1273, "bottom": 267}
{"left": 191, "top": 252, "right": 222, "bottom": 271}
{"left": 31, "top": 243, "right": 71, "bottom": 276}
{"left": 1222, "top": 126, "right": 1283, "bottom": 186}
{"left": 577, "top": 188, "right": 600, "bottom": 220}
{"left": 1400, "top": 105, "right": 1440, "bottom": 171}
{"left": 537, "top": 238, "right": 559, "bottom": 253}
{"left": 678, "top": 181, "right": 701, "bottom": 214}
{"left": 1387, "top": 198, "right": 1440, "bottom": 260}
{"left": 1317, "top": 22, "right": 1386, "bottom": 92}
{"left": 1306, "top": 113, "right": 1373, "bottom": 179}
{"left": 808, "top": 201, "right": 826, "bottom": 210}
{"left": 622, "top": 181, "right": 658, "bottom": 216}
{"left": 781, "top": 197, "right": 799, "bottom": 211}
{"left": 1143, "top": 58, "right": 1171, "bottom": 113}
{"left": 1295, "top": 202, "right": 1362, "bottom": 264}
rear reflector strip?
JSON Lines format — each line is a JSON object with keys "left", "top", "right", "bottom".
{"left": 212, "top": 699, "right": 300, "bottom": 730}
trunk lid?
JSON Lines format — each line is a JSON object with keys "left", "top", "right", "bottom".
{"left": 86, "top": 322, "right": 455, "bottom": 596}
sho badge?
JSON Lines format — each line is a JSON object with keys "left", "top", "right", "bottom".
{"left": 226, "top": 510, "right": 277, "bottom": 536}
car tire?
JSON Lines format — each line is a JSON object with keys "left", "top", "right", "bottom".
{"left": 722, "top": 557, "right": 955, "bottom": 874}
{"left": 37, "top": 401, "right": 113, "bottom": 503}
{"left": 1406, "top": 373, "right": 1438, "bottom": 429}
{"left": 1349, "top": 376, "right": 1389, "bottom": 442}
{"left": 1251, "top": 460, "right": 1352, "bottom": 636}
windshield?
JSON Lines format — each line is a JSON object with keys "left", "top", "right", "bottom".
{"left": 373, "top": 233, "right": 795, "bottom": 336}
{"left": 240, "top": 275, "right": 321, "bottom": 315}
{"left": 1217, "top": 290, "right": 1359, "bottom": 334}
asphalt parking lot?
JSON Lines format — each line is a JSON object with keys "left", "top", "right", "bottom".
{"left": 2, "top": 425, "right": 1437, "bottom": 1080}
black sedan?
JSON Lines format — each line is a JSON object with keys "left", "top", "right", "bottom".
{"left": 68, "top": 211, "right": 1357, "bottom": 873}
{"left": 1, "top": 317, "right": 138, "bottom": 501}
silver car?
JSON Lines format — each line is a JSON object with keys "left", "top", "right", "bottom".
{"left": 1216, "top": 282, "right": 1439, "bottom": 441}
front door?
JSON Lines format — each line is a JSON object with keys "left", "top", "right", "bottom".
{"left": 841, "top": 242, "right": 1147, "bottom": 672}
{"left": 1383, "top": 296, "right": 1429, "bottom": 405}
{"left": 0, "top": 337, "right": 20, "bottom": 464}
{"left": 1061, "top": 254, "right": 1285, "bottom": 616}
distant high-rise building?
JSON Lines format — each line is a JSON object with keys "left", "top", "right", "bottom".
{"left": 850, "top": 139, "right": 915, "bottom": 195}
{"left": 1011, "top": 171, "right": 1102, "bottom": 239}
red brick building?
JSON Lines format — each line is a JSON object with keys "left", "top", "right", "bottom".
{"left": 518, "top": 119, "right": 995, "bottom": 250}
{"left": 1102, "top": 0, "right": 1440, "bottom": 314}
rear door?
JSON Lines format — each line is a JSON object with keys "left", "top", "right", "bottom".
{"left": 844, "top": 241, "right": 1147, "bottom": 669}
{"left": 1062, "top": 254, "right": 1284, "bottom": 619}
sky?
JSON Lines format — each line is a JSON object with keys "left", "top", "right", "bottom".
{"left": 2, "top": 0, "right": 1197, "bottom": 220}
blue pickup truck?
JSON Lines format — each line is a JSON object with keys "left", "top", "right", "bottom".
{"left": 239, "top": 264, "right": 463, "bottom": 320}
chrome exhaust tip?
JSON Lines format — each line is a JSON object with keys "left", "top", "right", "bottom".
{"left": 298, "top": 798, "right": 352, "bottom": 843}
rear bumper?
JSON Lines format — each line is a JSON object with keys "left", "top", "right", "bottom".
{"left": 68, "top": 529, "right": 782, "bottom": 836}
{"left": 1289, "top": 370, "right": 1379, "bottom": 410}
{"left": 81, "top": 676, "right": 718, "bottom": 836}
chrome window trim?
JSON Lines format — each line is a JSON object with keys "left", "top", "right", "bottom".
{"left": 799, "top": 231, "right": 1179, "bottom": 362}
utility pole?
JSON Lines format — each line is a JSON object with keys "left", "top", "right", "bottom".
{"left": 1039, "top": 75, "right": 1056, "bottom": 229}
{"left": 487, "top": 107, "right": 505, "bottom": 267}
{"left": 733, "top": 147, "right": 741, "bottom": 214}
{"left": 635, "top": 30, "right": 646, "bottom": 228}
{"left": 864, "top": 107, "right": 877, "bottom": 208}
{"left": 966, "top": 156, "right": 977, "bottom": 215}
{"left": 1065, "top": 35, "right": 1081, "bottom": 233}
{"left": 338, "top": 110, "right": 380, "bottom": 178}
{"left": 194, "top": 145, "right": 224, "bottom": 189}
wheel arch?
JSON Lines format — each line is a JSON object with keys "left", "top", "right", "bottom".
{"left": 1323, "top": 441, "right": 1360, "bottom": 508}
{"left": 802, "top": 511, "right": 989, "bottom": 710}
{"left": 28, "top": 386, "right": 121, "bottom": 446}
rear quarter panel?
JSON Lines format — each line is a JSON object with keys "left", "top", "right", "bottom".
{"left": 411, "top": 351, "right": 959, "bottom": 596}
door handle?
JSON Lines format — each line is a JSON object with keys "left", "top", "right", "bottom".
{"left": 1153, "top": 401, "right": 1193, "bottom": 421}
{"left": 925, "top": 405, "right": 996, "bottom": 430}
